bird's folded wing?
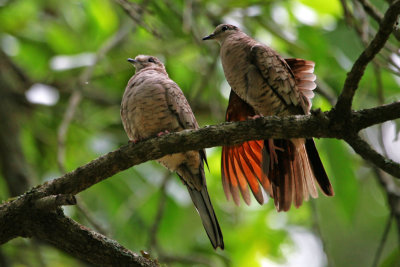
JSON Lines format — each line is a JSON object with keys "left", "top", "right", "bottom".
{"left": 164, "top": 80, "right": 199, "bottom": 130}
{"left": 250, "top": 45, "right": 301, "bottom": 109}
{"left": 250, "top": 46, "right": 318, "bottom": 115}
{"left": 164, "top": 80, "right": 207, "bottom": 188}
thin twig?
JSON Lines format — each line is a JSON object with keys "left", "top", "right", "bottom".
{"left": 190, "top": 49, "right": 220, "bottom": 101}
{"left": 114, "top": 0, "right": 161, "bottom": 38}
{"left": 346, "top": 0, "right": 400, "bottom": 79}
{"left": 57, "top": 91, "right": 81, "bottom": 174}
{"left": 335, "top": 0, "right": 400, "bottom": 115}
{"left": 374, "top": 57, "right": 400, "bottom": 76}
{"left": 371, "top": 211, "right": 394, "bottom": 267}
{"left": 354, "top": 0, "right": 370, "bottom": 44}
{"left": 315, "top": 80, "right": 337, "bottom": 107}
{"left": 148, "top": 172, "right": 170, "bottom": 251}
{"left": 357, "top": 0, "right": 383, "bottom": 22}
{"left": 255, "top": 17, "right": 304, "bottom": 52}
{"left": 75, "top": 196, "right": 109, "bottom": 236}
{"left": 345, "top": 134, "right": 400, "bottom": 178}
{"left": 373, "top": 167, "right": 400, "bottom": 243}
{"left": 340, "top": 0, "right": 354, "bottom": 26}
{"left": 55, "top": 24, "right": 133, "bottom": 237}
{"left": 370, "top": 63, "right": 400, "bottom": 251}
{"left": 370, "top": 56, "right": 400, "bottom": 253}
{"left": 386, "top": 54, "right": 400, "bottom": 72}
{"left": 57, "top": 23, "right": 131, "bottom": 173}
{"left": 357, "top": 0, "right": 400, "bottom": 41}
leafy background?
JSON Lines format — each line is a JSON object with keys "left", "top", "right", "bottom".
{"left": 0, "top": 0, "right": 399, "bottom": 266}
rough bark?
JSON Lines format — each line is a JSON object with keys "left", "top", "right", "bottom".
{"left": 1, "top": 102, "right": 400, "bottom": 242}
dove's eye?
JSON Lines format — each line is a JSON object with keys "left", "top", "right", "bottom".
{"left": 148, "top": 57, "right": 155, "bottom": 63}
{"left": 221, "top": 26, "right": 228, "bottom": 32}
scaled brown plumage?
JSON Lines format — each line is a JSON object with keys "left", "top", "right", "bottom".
{"left": 121, "top": 55, "right": 223, "bottom": 248}
{"left": 204, "top": 24, "right": 334, "bottom": 211}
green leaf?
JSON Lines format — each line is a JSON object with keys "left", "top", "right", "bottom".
{"left": 318, "top": 139, "right": 359, "bottom": 221}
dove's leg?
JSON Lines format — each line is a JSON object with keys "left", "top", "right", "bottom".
{"left": 268, "top": 139, "right": 284, "bottom": 170}
{"left": 157, "top": 130, "right": 170, "bottom": 137}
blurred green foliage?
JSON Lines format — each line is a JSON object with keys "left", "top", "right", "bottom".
{"left": 0, "top": 0, "right": 399, "bottom": 266}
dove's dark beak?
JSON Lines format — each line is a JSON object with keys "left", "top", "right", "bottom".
{"left": 127, "top": 58, "right": 137, "bottom": 63}
{"left": 202, "top": 34, "right": 215, "bottom": 40}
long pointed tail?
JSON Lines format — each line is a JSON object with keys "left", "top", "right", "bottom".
{"left": 304, "top": 138, "right": 334, "bottom": 196}
{"left": 187, "top": 185, "right": 224, "bottom": 249}
{"left": 264, "top": 138, "right": 334, "bottom": 211}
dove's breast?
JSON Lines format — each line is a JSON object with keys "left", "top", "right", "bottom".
{"left": 121, "top": 73, "right": 181, "bottom": 141}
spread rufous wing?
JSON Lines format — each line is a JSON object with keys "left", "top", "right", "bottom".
{"left": 221, "top": 58, "right": 333, "bottom": 208}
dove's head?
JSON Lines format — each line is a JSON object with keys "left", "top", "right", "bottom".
{"left": 127, "top": 55, "right": 164, "bottom": 71}
{"left": 202, "top": 24, "right": 240, "bottom": 44}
